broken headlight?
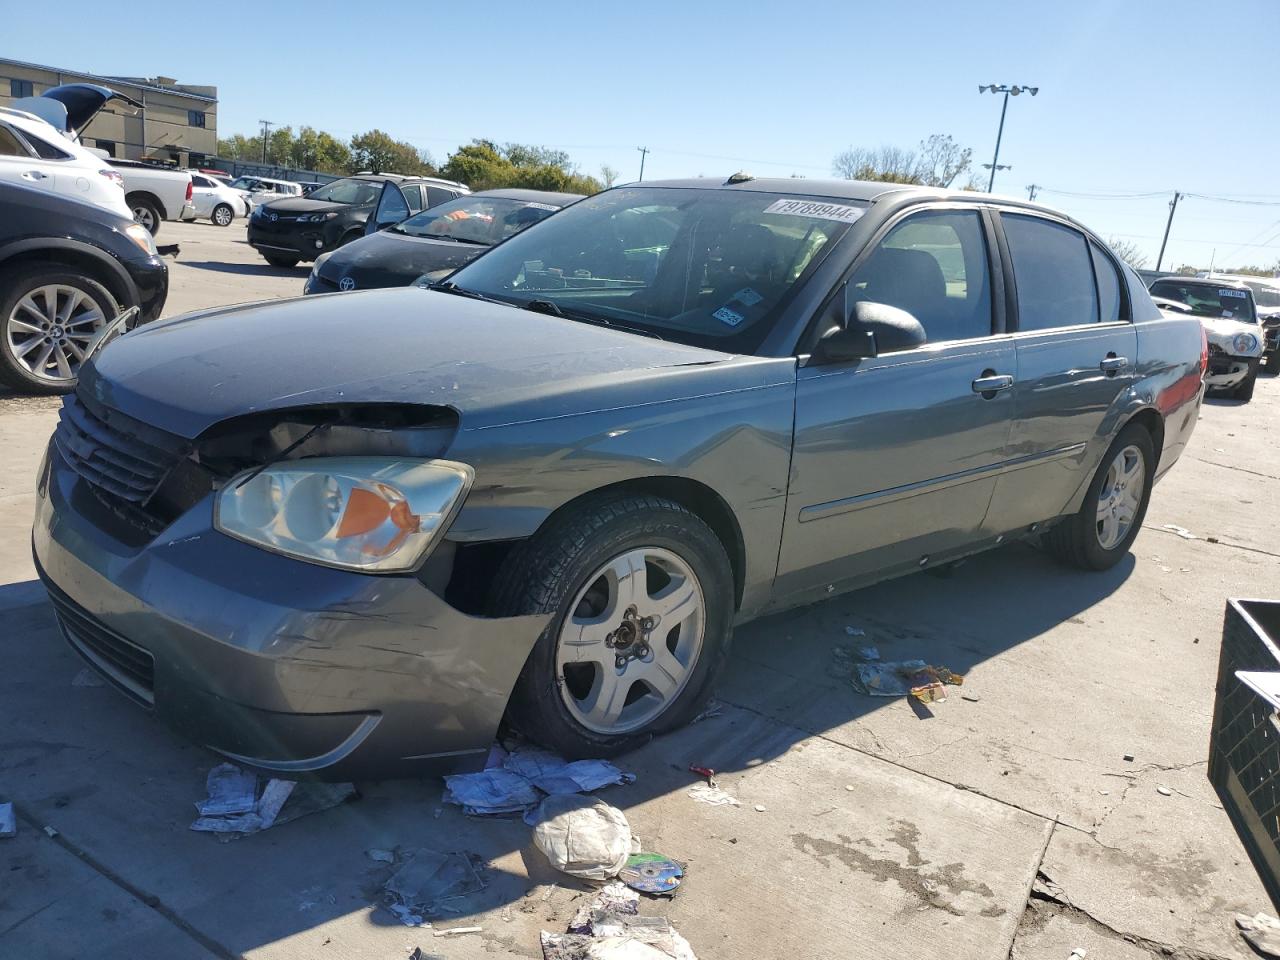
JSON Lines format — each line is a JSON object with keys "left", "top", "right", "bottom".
{"left": 214, "top": 458, "right": 471, "bottom": 572}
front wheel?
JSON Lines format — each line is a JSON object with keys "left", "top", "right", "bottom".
{"left": 212, "top": 203, "right": 234, "bottom": 227}
{"left": 1234, "top": 363, "right": 1259, "bottom": 400}
{"left": 489, "top": 494, "right": 734, "bottom": 758}
{"left": 262, "top": 253, "right": 299, "bottom": 268}
{"left": 1045, "top": 423, "right": 1155, "bottom": 571}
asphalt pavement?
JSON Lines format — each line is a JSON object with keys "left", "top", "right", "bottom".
{"left": 0, "top": 219, "right": 1275, "bottom": 959}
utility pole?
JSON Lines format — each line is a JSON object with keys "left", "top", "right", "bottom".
{"left": 259, "top": 120, "right": 274, "bottom": 165}
{"left": 1155, "top": 192, "right": 1182, "bottom": 273}
{"left": 977, "top": 84, "right": 1038, "bottom": 193}
{"left": 636, "top": 146, "right": 649, "bottom": 182}
{"left": 1026, "top": 184, "right": 1039, "bottom": 201}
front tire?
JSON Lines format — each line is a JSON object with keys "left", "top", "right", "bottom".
{"left": 262, "top": 253, "right": 299, "bottom": 268}
{"left": 212, "top": 203, "right": 234, "bottom": 227}
{"left": 0, "top": 264, "right": 119, "bottom": 394}
{"left": 489, "top": 493, "right": 734, "bottom": 758}
{"left": 1234, "top": 362, "right": 1258, "bottom": 400}
{"left": 1045, "top": 422, "right": 1155, "bottom": 571}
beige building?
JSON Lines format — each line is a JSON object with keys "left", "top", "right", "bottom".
{"left": 0, "top": 56, "right": 216, "bottom": 166}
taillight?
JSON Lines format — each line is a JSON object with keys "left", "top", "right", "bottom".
{"left": 185, "top": 179, "right": 193, "bottom": 201}
{"left": 99, "top": 168, "right": 124, "bottom": 189}
{"left": 1199, "top": 322, "right": 1209, "bottom": 375}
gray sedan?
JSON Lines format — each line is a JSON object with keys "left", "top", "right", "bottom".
{"left": 34, "top": 177, "right": 1205, "bottom": 778}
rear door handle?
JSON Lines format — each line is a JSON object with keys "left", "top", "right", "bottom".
{"left": 1100, "top": 355, "right": 1128, "bottom": 374}
{"left": 22, "top": 170, "right": 49, "bottom": 181}
{"left": 971, "top": 373, "right": 1014, "bottom": 395}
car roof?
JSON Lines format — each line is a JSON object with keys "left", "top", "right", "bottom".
{"left": 348, "top": 172, "right": 468, "bottom": 189}
{"left": 1210, "top": 273, "right": 1280, "bottom": 289}
{"left": 470, "top": 188, "right": 585, "bottom": 205}
{"left": 1151, "top": 276, "right": 1251, "bottom": 291}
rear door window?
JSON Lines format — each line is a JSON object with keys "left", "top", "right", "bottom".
{"left": 425, "top": 186, "right": 455, "bottom": 208}
{"left": 1004, "top": 214, "right": 1099, "bottom": 330}
{"left": 1090, "top": 242, "right": 1124, "bottom": 323}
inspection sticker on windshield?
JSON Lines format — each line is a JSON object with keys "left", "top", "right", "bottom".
{"left": 713, "top": 306, "right": 745, "bottom": 327}
{"left": 732, "top": 287, "right": 763, "bottom": 307}
{"left": 763, "top": 199, "right": 866, "bottom": 224}
{"left": 1220, "top": 289, "right": 1247, "bottom": 298}
{"left": 524, "top": 202, "right": 558, "bottom": 211}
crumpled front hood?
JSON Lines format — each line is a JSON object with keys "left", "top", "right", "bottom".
{"left": 83, "top": 289, "right": 756, "bottom": 439}
{"left": 1201, "top": 316, "right": 1264, "bottom": 356}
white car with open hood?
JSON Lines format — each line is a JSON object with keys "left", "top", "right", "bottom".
{"left": 1150, "top": 275, "right": 1264, "bottom": 401}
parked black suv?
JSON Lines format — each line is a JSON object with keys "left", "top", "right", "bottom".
{"left": 247, "top": 173, "right": 469, "bottom": 267}
{"left": 0, "top": 181, "right": 167, "bottom": 394}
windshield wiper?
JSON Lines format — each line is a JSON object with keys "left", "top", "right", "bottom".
{"left": 524, "top": 299, "right": 568, "bottom": 318}
{"left": 521, "top": 299, "right": 666, "bottom": 341}
{"left": 430, "top": 281, "right": 507, "bottom": 305}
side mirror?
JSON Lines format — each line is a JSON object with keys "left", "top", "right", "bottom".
{"left": 815, "top": 301, "right": 927, "bottom": 362}
{"left": 365, "top": 181, "right": 411, "bottom": 236}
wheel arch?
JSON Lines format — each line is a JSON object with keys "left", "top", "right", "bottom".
{"left": 125, "top": 189, "right": 167, "bottom": 219}
{"left": 0, "top": 240, "right": 137, "bottom": 311}
{"left": 1119, "top": 405, "right": 1165, "bottom": 472}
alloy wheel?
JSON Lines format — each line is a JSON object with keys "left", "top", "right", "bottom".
{"left": 1096, "top": 444, "right": 1145, "bottom": 550}
{"left": 132, "top": 205, "right": 157, "bottom": 232}
{"left": 5, "top": 284, "right": 109, "bottom": 384}
{"left": 214, "top": 204, "right": 233, "bottom": 226}
{"left": 555, "top": 547, "right": 706, "bottom": 735}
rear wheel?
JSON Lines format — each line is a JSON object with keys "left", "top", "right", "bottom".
{"left": 1045, "top": 422, "right": 1155, "bottom": 571}
{"left": 262, "top": 253, "right": 299, "bottom": 268}
{"left": 0, "top": 264, "right": 119, "bottom": 394}
{"left": 489, "top": 493, "right": 734, "bottom": 757}
{"left": 128, "top": 195, "right": 162, "bottom": 236}
{"left": 212, "top": 203, "right": 234, "bottom": 227}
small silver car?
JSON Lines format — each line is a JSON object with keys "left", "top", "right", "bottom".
{"left": 34, "top": 177, "right": 1206, "bottom": 778}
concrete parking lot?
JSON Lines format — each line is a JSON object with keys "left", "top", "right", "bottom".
{"left": 1, "top": 219, "right": 1276, "bottom": 960}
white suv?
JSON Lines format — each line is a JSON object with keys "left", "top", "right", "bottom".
{"left": 0, "top": 107, "right": 130, "bottom": 219}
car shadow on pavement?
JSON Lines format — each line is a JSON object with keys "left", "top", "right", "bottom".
{"left": 0, "top": 539, "right": 1133, "bottom": 956}
{"left": 178, "top": 259, "right": 309, "bottom": 278}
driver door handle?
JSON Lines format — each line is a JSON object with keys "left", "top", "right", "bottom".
{"left": 971, "top": 373, "right": 1014, "bottom": 394}
{"left": 22, "top": 170, "right": 49, "bottom": 180}
{"left": 1100, "top": 355, "right": 1128, "bottom": 374}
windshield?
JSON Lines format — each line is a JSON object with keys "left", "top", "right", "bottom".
{"left": 392, "top": 196, "right": 559, "bottom": 244}
{"left": 1150, "top": 280, "right": 1257, "bottom": 322}
{"left": 230, "top": 177, "right": 261, "bottom": 191}
{"left": 306, "top": 178, "right": 384, "bottom": 205}
{"left": 446, "top": 186, "right": 864, "bottom": 353}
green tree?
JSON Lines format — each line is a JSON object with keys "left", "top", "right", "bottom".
{"left": 439, "top": 140, "right": 602, "bottom": 194}
{"left": 349, "top": 129, "right": 432, "bottom": 175}
{"left": 216, "top": 133, "right": 256, "bottom": 160}
{"left": 267, "top": 126, "right": 294, "bottom": 166}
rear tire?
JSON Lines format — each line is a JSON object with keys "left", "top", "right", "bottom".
{"left": 127, "top": 195, "right": 162, "bottom": 236}
{"left": 1045, "top": 422, "right": 1155, "bottom": 571}
{"left": 262, "top": 253, "right": 299, "bottom": 268}
{"left": 488, "top": 493, "right": 734, "bottom": 758}
{"left": 212, "top": 203, "right": 234, "bottom": 227}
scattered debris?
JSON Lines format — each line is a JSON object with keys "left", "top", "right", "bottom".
{"left": 1123, "top": 754, "right": 1135, "bottom": 763}
{"left": 42, "top": 824, "right": 58, "bottom": 838}
{"left": 691, "top": 700, "right": 723, "bottom": 723}
{"left": 541, "top": 912, "right": 698, "bottom": 960}
{"left": 852, "top": 660, "right": 965, "bottom": 700}
{"left": 688, "top": 783, "right": 740, "bottom": 807}
{"left": 190, "top": 764, "right": 355, "bottom": 836}
{"left": 445, "top": 746, "right": 633, "bottom": 816}
{"left": 533, "top": 795, "right": 633, "bottom": 880}
{"left": 366, "top": 848, "right": 395, "bottom": 863}
{"left": 844, "top": 785, "right": 854, "bottom": 792}
{"left": 1207, "top": 536, "right": 1220, "bottom": 544}
{"left": 569, "top": 882, "right": 640, "bottom": 931}
{"left": 1156, "top": 786, "right": 1173, "bottom": 797}
{"left": 1159, "top": 565, "right": 1172, "bottom": 574}
{"left": 384, "top": 849, "right": 486, "bottom": 926}
{"left": 0, "top": 802, "right": 15, "bottom": 838}
{"left": 408, "top": 948, "right": 442, "bottom": 960}
{"left": 688, "top": 764, "right": 716, "bottom": 785}
{"left": 433, "top": 926, "right": 482, "bottom": 937}
{"left": 1069, "top": 949, "right": 1087, "bottom": 960}
{"left": 1162, "top": 524, "right": 1197, "bottom": 540}
{"left": 961, "top": 693, "right": 981, "bottom": 703}
{"left": 72, "top": 667, "right": 104, "bottom": 687}
{"left": 619, "top": 855, "right": 682, "bottom": 896}
{"left": 1236, "top": 913, "right": 1280, "bottom": 959}
{"left": 752, "top": 804, "right": 767, "bottom": 813}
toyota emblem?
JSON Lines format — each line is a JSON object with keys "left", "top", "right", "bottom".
{"left": 339, "top": 277, "right": 356, "bottom": 291}
{"left": 268, "top": 212, "right": 278, "bottom": 222}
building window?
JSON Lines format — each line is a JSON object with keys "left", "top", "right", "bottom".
{"left": 95, "top": 139, "right": 117, "bottom": 157}
{"left": 188, "top": 110, "right": 207, "bottom": 128}
{"left": 10, "top": 79, "right": 34, "bottom": 98}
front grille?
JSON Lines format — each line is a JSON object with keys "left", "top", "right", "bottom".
{"left": 46, "top": 582, "right": 155, "bottom": 706}
{"left": 54, "top": 394, "right": 188, "bottom": 523}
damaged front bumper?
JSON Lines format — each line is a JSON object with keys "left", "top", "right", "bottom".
{"left": 33, "top": 440, "right": 549, "bottom": 780}
{"left": 1204, "top": 354, "right": 1258, "bottom": 391}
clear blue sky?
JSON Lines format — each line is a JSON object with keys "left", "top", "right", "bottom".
{"left": 6, "top": 0, "right": 1279, "bottom": 271}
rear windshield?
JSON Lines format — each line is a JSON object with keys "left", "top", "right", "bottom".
{"left": 392, "top": 196, "right": 559, "bottom": 244}
{"left": 1149, "top": 280, "right": 1256, "bottom": 322}
{"left": 447, "top": 186, "right": 865, "bottom": 354}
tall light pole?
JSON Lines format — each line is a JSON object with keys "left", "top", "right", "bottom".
{"left": 637, "top": 146, "right": 650, "bottom": 182}
{"left": 977, "top": 84, "right": 1038, "bottom": 193}
{"left": 258, "top": 119, "right": 274, "bottom": 165}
